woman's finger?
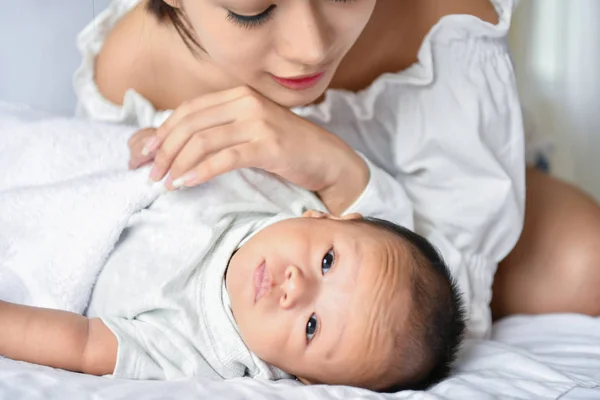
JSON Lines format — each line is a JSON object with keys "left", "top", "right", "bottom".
{"left": 128, "top": 128, "right": 158, "bottom": 169}
{"left": 167, "top": 124, "right": 250, "bottom": 182}
{"left": 157, "top": 86, "right": 252, "bottom": 140}
{"left": 171, "top": 142, "right": 262, "bottom": 189}
{"left": 150, "top": 100, "right": 243, "bottom": 181}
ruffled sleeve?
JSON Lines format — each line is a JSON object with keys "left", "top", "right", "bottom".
{"left": 296, "top": 0, "right": 525, "bottom": 338}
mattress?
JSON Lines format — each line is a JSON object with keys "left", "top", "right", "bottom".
{"left": 0, "top": 314, "right": 598, "bottom": 399}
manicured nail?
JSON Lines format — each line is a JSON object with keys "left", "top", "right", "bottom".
{"left": 142, "top": 136, "right": 159, "bottom": 156}
{"left": 149, "top": 164, "right": 161, "bottom": 181}
{"left": 172, "top": 172, "right": 197, "bottom": 189}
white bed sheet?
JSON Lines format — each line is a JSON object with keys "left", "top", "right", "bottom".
{"left": 0, "top": 314, "right": 598, "bottom": 400}
{"left": 1, "top": 103, "right": 599, "bottom": 400}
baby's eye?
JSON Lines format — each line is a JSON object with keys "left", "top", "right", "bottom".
{"left": 306, "top": 313, "right": 318, "bottom": 342}
{"left": 321, "top": 249, "right": 334, "bottom": 275}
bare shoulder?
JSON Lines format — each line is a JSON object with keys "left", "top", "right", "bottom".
{"left": 429, "top": 0, "right": 499, "bottom": 25}
{"left": 95, "top": 3, "right": 163, "bottom": 106}
{"left": 332, "top": 0, "right": 499, "bottom": 92}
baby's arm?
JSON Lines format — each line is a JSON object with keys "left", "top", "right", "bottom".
{"left": 0, "top": 300, "right": 117, "bottom": 375}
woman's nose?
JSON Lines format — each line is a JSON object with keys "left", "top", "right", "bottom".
{"left": 276, "top": 8, "right": 332, "bottom": 67}
{"left": 279, "top": 265, "right": 312, "bottom": 309}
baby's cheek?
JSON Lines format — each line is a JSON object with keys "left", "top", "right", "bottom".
{"left": 240, "top": 316, "right": 283, "bottom": 358}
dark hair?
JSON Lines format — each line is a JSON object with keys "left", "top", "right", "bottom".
{"left": 360, "top": 217, "right": 467, "bottom": 392}
{"left": 147, "top": 0, "right": 201, "bottom": 54}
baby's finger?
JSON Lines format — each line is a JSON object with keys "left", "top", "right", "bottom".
{"left": 157, "top": 86, "right": 251, "bottom": 140}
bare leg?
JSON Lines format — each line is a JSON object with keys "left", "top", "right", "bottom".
{"left": 491, "top": 168, "right": 600, "bottom": 319}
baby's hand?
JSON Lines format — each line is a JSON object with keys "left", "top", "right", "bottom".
{"left": 128, "top": 127, "right": 158, "bottom": 170}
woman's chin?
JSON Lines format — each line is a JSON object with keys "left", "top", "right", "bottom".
{"left": 260, "top": 82, "right": 328, "bottom": 108}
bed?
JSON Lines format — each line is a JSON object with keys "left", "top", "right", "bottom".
{"left": 0, "top": 313, "right": 598, "bottom": 399}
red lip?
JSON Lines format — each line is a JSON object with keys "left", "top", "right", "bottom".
{"left": 253, "top": 262, "right": 272, "bottom": 303}
{"left": 271, "top": 72, "right": 325, "bottom": 90}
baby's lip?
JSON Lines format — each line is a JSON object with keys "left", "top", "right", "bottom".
{"left": 253, "top": 262, "right": 272, "bottom": 303}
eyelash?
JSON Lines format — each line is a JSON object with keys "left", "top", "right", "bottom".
{"left": 226, "top": 4, "right": 276, "bottom": 29}
{"left": 227, "top": 0, "right": 356, "bottom": 29}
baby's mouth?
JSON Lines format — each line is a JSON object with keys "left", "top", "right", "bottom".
{"left": 254, "top": 262, "right": 272, "bottom": 303}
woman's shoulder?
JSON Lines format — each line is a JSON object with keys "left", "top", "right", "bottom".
{"left": 331, "top": 0, "right": 511, "bottom": 93}
{"left": 94, "top": 2, "right": 161, "bottom": 107}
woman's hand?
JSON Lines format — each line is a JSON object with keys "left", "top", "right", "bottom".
{"left": 128, "top": 127, "right": 159, "bottom": 170}
{"left": 136, "top": 86, "right": 369, "bottom": 214}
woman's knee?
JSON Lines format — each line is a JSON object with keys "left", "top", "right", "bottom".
{"left": 493, "top": 169, "right": 600, "bottom": 317}
{"left": 549, "top": 226, "right": 600, "bottom": 315}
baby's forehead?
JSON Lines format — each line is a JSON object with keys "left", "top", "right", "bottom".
{"left": 346, "top": 230, "right": 414, "bottom": 333}
{"left": 357, "top": 224, "right": 415, "bottom": 279}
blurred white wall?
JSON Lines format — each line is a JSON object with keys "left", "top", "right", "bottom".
{"left": 0, "top": 1, "right": 111, "bottom": 115}
{"left": 510, "top": 0, "right": 600, "bottom": 200}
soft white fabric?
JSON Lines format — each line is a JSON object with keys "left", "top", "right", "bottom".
{"left": 0, "top": 314, "right": 598, "bottom": 399}
{"left": 73, "top": 0, "right": 524, "bottom": 338}
{"left": 0, "top": 114, "right": 155, "bottom": 313}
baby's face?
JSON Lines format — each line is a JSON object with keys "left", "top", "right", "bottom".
{"left": 226, "top": 212, "right": 413, "bottom": 386}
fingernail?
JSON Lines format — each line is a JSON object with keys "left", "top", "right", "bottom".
{"left": 142, "top": 136, "right": 159, "bottom": 156}
{"left": 150, "top": 164, "right": 161, "bottom": 181}
{"left": 164, "top": 174, "right": 174, "bottom": 189}
{"left": 172, "top": 172, "right": 197, "bottom": 189}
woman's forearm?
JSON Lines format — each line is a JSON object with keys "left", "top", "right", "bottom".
{"left": 0, "top": 300, "right": 117, "bottom": 375}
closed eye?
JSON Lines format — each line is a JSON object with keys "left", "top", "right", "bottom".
{"left": 226, "top": 5, "right": 277, "bottom": 28}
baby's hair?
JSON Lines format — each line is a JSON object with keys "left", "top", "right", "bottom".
{"left": 147, "top": 0, "right": 202, "bottom": 54}
{"left": 358, "top": 217, "right": 466, "bottom": 392}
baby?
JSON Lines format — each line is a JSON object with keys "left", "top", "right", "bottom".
{"left": 0, "top": 162, "right": 465, "bottom": 392}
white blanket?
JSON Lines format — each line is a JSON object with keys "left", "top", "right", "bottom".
{"left": 0, "top": 113, "right": 162, "bottom": 312}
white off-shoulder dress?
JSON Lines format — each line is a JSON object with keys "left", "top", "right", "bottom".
{"left": 74, "top": 0, "right": 526, "bottom": 338}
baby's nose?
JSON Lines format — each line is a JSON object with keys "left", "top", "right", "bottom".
{"left": 279, "top": 265, "right": 311, "bottom": 309}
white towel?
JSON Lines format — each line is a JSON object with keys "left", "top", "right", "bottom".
{"left": 0, "top": 114, "right": 162, "bottom": 313}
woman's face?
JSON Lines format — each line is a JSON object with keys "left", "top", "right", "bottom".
{"left": 175, "top": 0, "right": 376, "bottom": 107}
